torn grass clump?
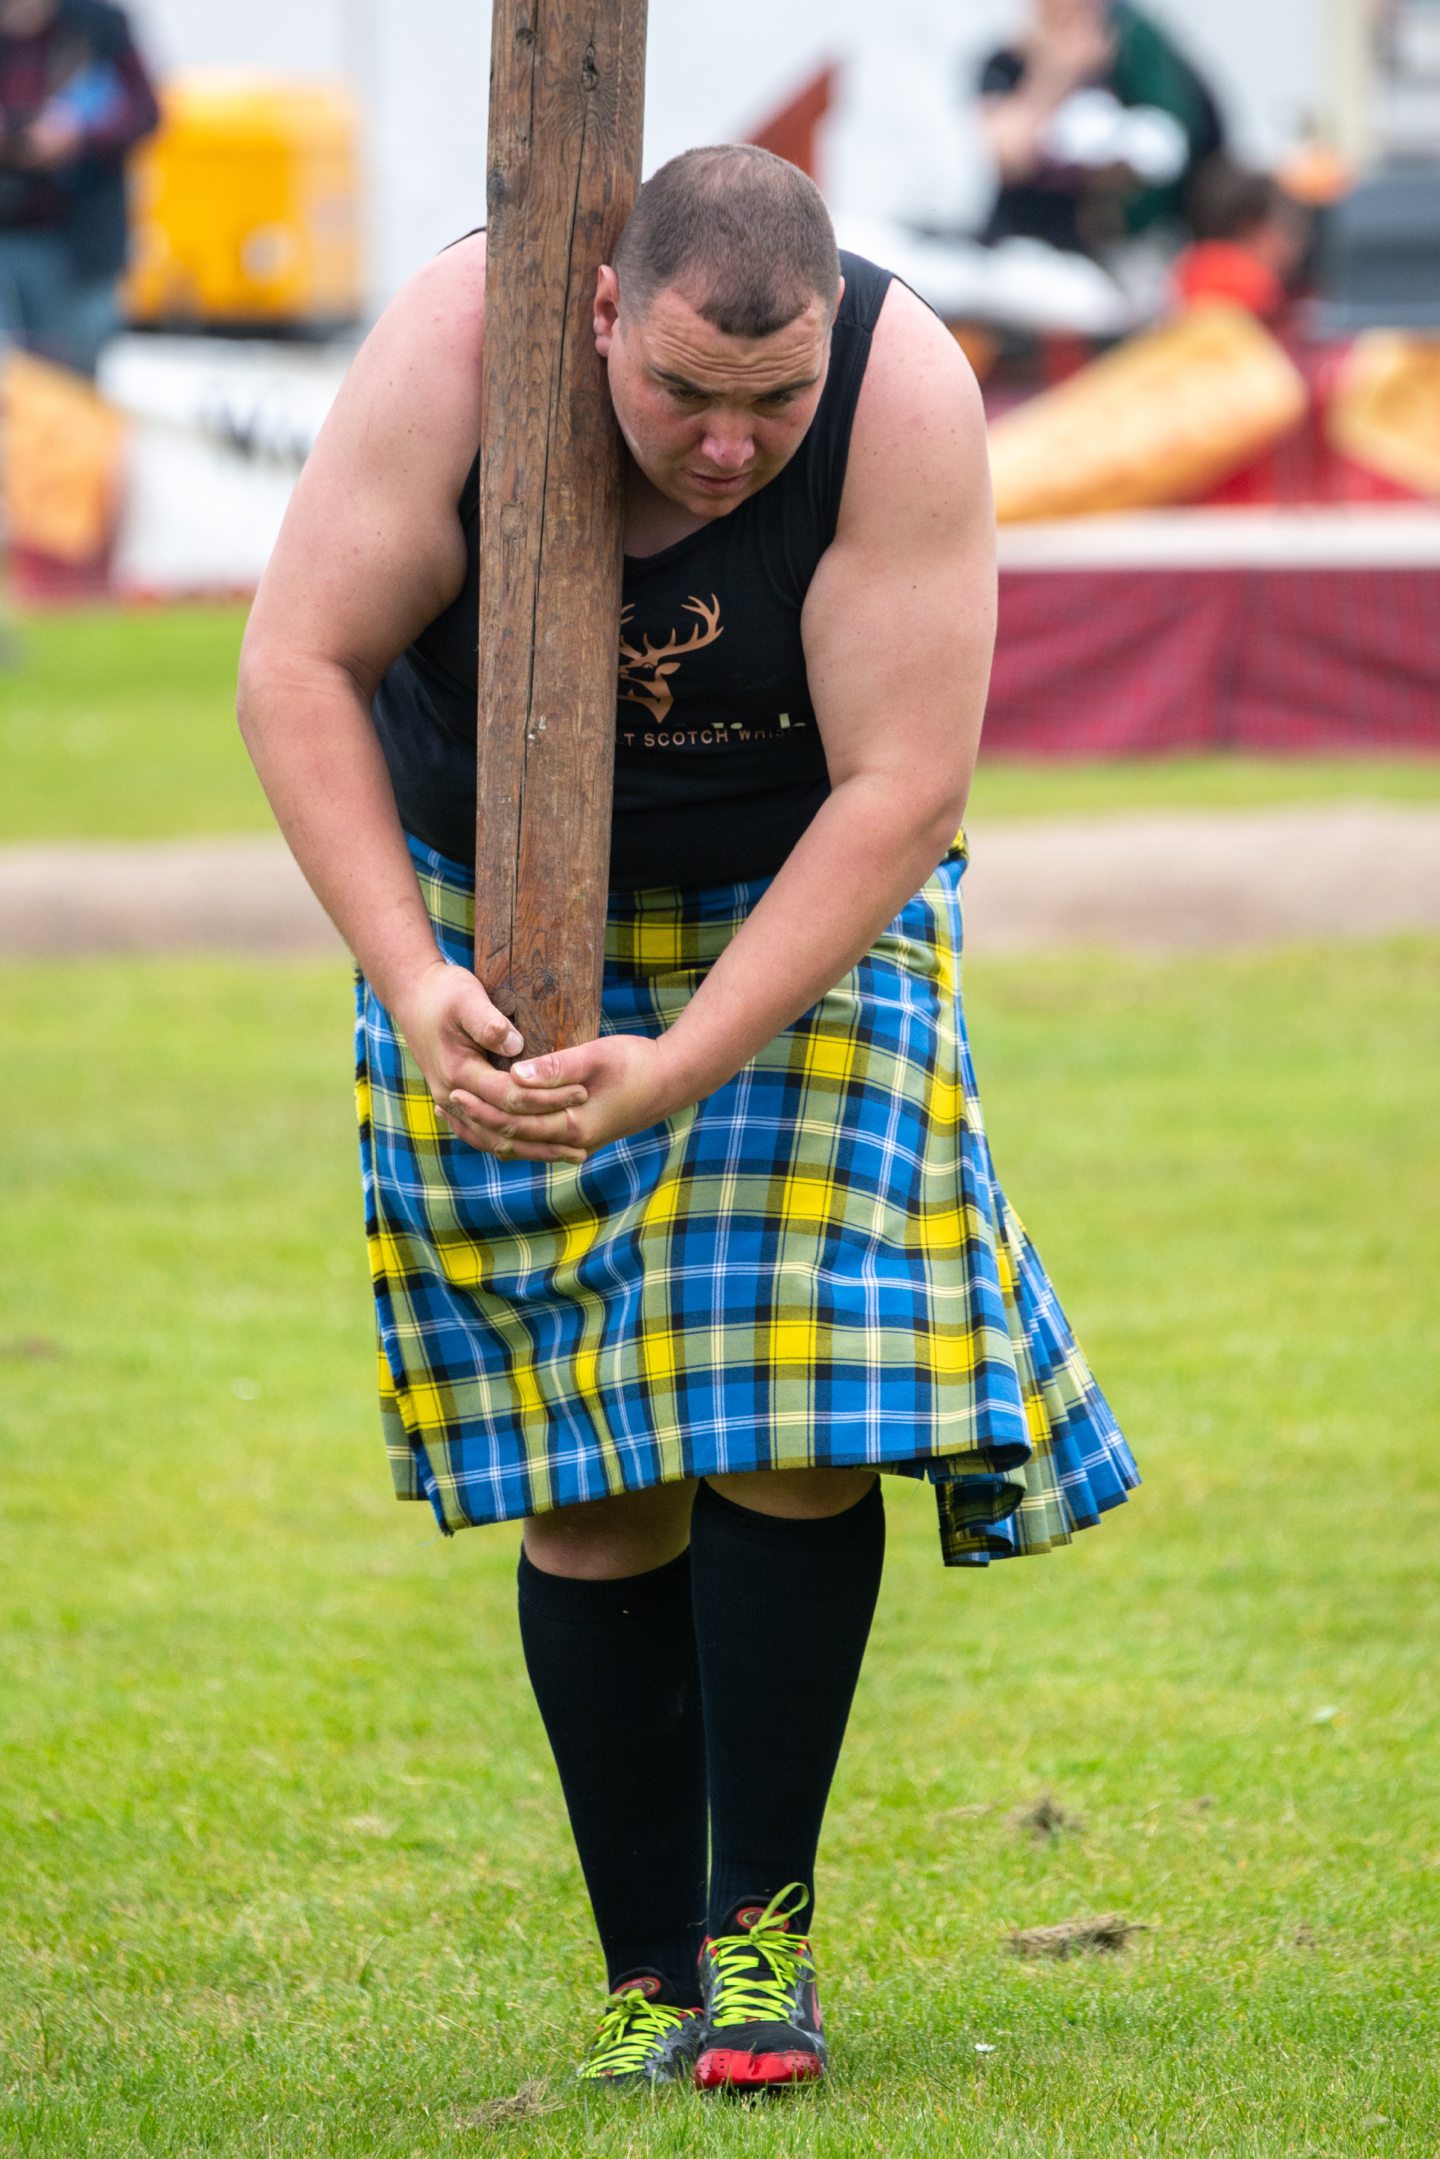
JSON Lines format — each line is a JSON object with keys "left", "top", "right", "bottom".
{"left": 1008, "top": 1913, "right": 1146, "bottom": 1959}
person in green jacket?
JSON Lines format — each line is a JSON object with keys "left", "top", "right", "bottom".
{"left": 976, "top": 0, "right": 1227, "bottom": 258}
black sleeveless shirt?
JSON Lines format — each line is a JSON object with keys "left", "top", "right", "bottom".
{"left": 372, "top": 250, "right": 894, "bottom": 890}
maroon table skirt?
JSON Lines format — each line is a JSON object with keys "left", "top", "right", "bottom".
{"left": 988, "top": 562, "right": 1440, "bottom": 757}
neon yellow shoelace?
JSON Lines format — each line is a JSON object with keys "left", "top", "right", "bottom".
{"left": 707, "top": 1882, "right": 811, "bottom": 2030}
{"left": 578, "top": 1989, "right": 693, "bottom": 2078}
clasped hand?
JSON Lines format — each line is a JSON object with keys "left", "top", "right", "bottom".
{"left": 395, "top": 959, "right": 683, "bottom": 1165}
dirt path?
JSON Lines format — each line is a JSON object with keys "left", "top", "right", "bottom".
{"left": 2, "top": 805, "right": 1439, "bottom": 958}
{"left": 962, "top": 803, "right": 1440, "bottom": 952}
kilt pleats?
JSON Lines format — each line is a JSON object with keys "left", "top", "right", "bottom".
{"left": 355, "top": 836, "right": 1139, "bottom": 1567}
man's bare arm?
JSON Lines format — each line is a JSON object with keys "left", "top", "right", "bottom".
{"left": 654, "top": 280, "right": 994, "bottom": 1103}
{"left": 238, "top": 238, "right": 481, "bottom": 1012}
{"left": 238, "top": 235, "right": 587, "bottom": 1161}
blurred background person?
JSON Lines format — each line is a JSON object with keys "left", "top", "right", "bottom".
{"left": 1170, "top": 157, "right": 1313, "bottom": 320}
{"left": 975, "top": 0, "right": 1227, "bottom": 262}
{"left": 0, "top": 0, "right": 158, "bottom": 377}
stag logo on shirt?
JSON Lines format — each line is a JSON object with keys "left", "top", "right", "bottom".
{"left": 617, "top": 594, "right": 723, "bottom": 724}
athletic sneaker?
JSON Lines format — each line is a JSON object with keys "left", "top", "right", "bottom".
{"left": 693, "top": 1883, "right": 827, "bottom": 2091}
{"left": 575, "top": 1976, "right": 705, "bottom": 2086}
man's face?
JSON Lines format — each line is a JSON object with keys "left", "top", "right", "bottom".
{"left": 0, "top": 0, "right": 60, "bottom": 35}
{"left": 594, "top": 267, "right": 836, "bottom": 520}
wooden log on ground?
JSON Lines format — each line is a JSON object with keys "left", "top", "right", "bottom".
{"left": 475, "top": 0, "right": 648, "bottom": 1056}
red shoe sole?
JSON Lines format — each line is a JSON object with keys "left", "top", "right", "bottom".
{"left": 694, "top": 2047, "right": 823, "bottom": 2090}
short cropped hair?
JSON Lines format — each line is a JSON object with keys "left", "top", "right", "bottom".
{"left": 613, "top": 145, "right": 841, "bottom": 339}
{"left": 1187, "top": 157, "right": 1289, "bottom": 242}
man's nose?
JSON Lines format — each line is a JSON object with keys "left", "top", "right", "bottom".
{"left": 699, "top": 420, "right": 754, "bottom": 472}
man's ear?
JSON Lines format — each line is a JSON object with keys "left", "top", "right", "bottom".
{"left": 594, "top": 265, "right": 620, "bottom": 356}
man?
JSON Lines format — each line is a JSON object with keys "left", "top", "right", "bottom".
{"left": 239, "top": 146, "right": 1137, "bottom": 2091}
{"left": 976, "top": 0, "right": 1225, "bottom": 259}
{"left": 0, "top": 0, "right": 157, "bottom": 376}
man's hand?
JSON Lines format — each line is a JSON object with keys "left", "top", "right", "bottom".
{"left": 456, "top": 1034, "right": 687, "bottom": 1157}
{"left": 392, "top": 960, "right": 590, "bottom": 1163}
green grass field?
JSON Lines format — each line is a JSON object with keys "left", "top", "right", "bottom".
{"left": 4, "top": 940, "right": 1438, "bottom": 2156}
{"left": 4, "top": 603, "right": 1440, "bottom": 841}
{"left": 1, "top": 607, "right": 267, "bottom": 841}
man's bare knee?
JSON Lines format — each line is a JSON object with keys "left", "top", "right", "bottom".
{"left": 522, "top": 1479, "right": 697, "bottom": 1580}
{"left": 706, "top": 1466, "right": 878, "bottom": 1520}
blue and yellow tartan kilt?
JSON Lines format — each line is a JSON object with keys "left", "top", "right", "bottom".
{"left": 355, "top": 834, "right": 1139, "bottom": 1567}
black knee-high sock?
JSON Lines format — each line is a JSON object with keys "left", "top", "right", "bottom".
{"left": 516, "top": 1546, "right": 707, "bottom": 2004}
{"left": 689, "top": 1478, "right": 885, "bottom": 1937}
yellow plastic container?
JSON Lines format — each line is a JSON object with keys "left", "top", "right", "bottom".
{"left": 124, "top": 72, "right": 362, "bottom": 330}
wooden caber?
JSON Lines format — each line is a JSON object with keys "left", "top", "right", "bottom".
{"left": 474, "top": 0, "right": 648, "bottom": 1058}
